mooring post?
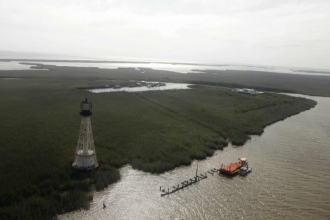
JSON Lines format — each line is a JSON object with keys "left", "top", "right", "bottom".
{"left": 195, "top": 165, "right": 198, "bottom": 179}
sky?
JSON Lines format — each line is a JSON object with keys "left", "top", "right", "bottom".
{"left": 1, "top": 0, "right": 330, "bottom": 68}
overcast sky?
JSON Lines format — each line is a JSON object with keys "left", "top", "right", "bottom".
{"left": 1, "top": 0, "right": 330, "bottom": 68}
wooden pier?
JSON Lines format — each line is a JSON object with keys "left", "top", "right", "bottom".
{"left": 160, "top": 167, "right": 219, "bottom": 196}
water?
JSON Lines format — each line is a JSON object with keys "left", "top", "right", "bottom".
{"left": 89, "top": 83, "right": 191, "bottom": 93}
{"left": 59, "top": 94, "right": 330, "bottom": 220}
{"left": 4, "top": 61, "right": 330, "bottom": 75}
{"left": 0, "top": 61, "right": 36, "bottom": 70}
{"left": 1, "top": 51, "right": 330, "bottom": 75}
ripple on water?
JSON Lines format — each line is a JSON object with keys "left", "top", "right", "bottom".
{"left": 59, "top": 94, "right": 330, "bottom": 220}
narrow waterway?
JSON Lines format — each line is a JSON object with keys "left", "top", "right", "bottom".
{"left": 89, "top": 82, "right": 191, "bottom": 93}
{"left": 60, "top": 94, "right": 330, "bottom": 220}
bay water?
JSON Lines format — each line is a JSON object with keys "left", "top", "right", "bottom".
{"left": 60, "top": 94, "right": 330, "bottom": 220}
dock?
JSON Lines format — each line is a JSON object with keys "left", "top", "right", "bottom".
{"left": 160, "top": 167, "right": 219, "bottom": 196}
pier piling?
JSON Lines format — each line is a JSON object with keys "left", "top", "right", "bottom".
{"left": 161, "top": 167, "right": 218, "bottom": 196}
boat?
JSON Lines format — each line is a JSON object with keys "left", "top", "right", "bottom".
{"left": 238, "top": 166, "right": 252, "bottom": 176}
{"left": 219, "top": 158, "right": 247, "bottom": 176}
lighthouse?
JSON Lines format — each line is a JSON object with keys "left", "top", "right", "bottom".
{"left": 72, "top": 98, "right": 99, "bottom": 170}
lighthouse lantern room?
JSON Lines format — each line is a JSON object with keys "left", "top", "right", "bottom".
{"left": 72, "top": 98, "right": 98, "bottom": 170}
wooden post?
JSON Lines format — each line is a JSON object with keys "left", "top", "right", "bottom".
{"left": 195, "top": 165, "right": 198, "bottom": 179}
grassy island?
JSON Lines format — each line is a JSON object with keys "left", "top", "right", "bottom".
{"left": 0, "top": 66, "right": 316, "bottom": 220}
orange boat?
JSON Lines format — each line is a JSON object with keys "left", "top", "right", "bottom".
{"left": 220, "top": 158, "right": 247, "bottom": 176}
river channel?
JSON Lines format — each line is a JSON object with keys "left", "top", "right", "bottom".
{"left": 60, "top": 94, "right": 330, "bottom": 220}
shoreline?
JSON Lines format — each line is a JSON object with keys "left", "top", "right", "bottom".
{"left": 2, "top": 64, "right": 330, "bottom": 96}
{"left": 0, "top": 67, "right": 318, "bottom": 219}
{"left": 0, "top": 59, "right": 225, "bottom": 67}
{"left": 59, "top": 93, "right": 326, "bottom": 219}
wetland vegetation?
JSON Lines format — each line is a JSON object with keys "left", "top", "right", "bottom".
{"left": 0, "top": 66, "right": 317, "bottom": 219}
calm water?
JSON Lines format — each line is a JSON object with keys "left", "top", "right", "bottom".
{"left": 0, "top": 61, "right": 36, "bottom": 70}
{"left": 2, "top": 50, "right": 330, "bottom": 74}
{"left": 6, "top": 61, "right": 330, "bottom": 75}
{"left": 1, "top": 50, "right": 330, "bottom": 75}
{"left": 60, "top": 94, "right": 330, "bottom": 220}
{"left": 89, "top": 83, "right": 191, "bottom": 93}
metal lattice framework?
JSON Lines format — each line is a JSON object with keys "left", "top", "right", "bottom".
{"left": 72, "top": 99, "right": 98, "bottom": 170}
{"left": 76, "top": 117, "right": 96, "bottom": 155}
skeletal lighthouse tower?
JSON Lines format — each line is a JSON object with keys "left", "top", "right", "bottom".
{"left": 72, "top": 98, "right": 98, "bottom": 170}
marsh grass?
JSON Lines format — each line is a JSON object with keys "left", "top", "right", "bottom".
{"left": 0, "top": 70, "right": 316, "bottom": 219}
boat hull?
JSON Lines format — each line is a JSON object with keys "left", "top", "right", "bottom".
{"left": 219, "top": 159, "right": 246, "bottom": 176}
{"left": 219, "top": 169, "right": 239, "bottom": 176}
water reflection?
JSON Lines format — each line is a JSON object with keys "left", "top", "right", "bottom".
{"left": 0, "top": 61, "right": 36, "bottom": 70}
{"left": 89, "top": 82, "right": 191, "bottom": 93}
{"left": 2, "top": 60, "right": 330, "bottom": 76}
{"left": 60, "top": 94, "right": 330, "bottom": 220}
